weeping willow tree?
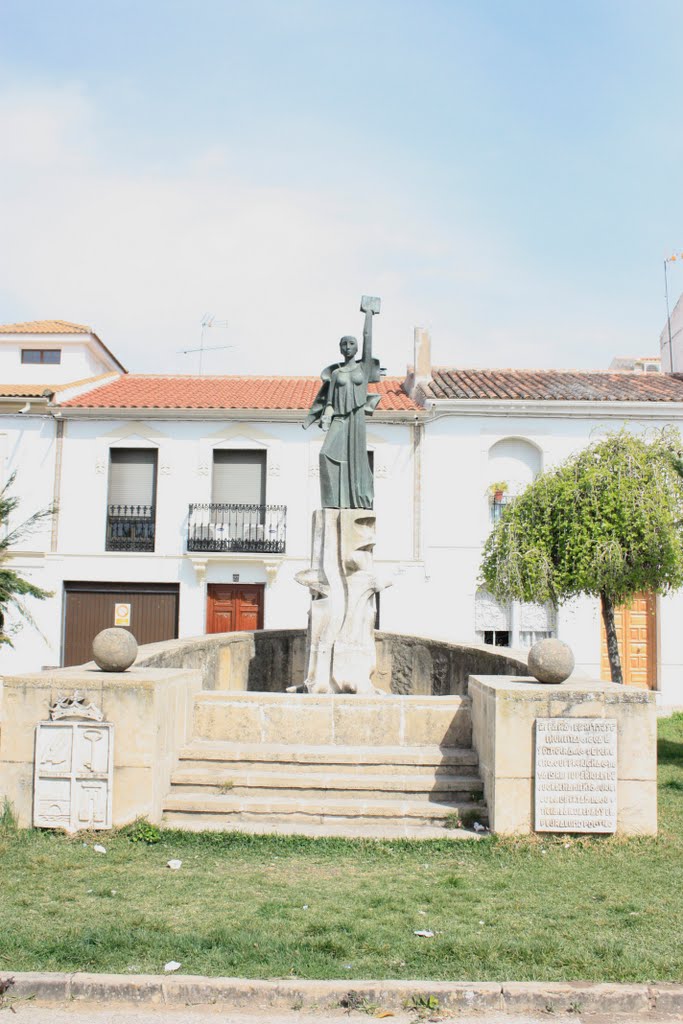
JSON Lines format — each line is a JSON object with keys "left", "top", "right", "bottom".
{"left": 480, "top": 429, "right": 683, "bottom": 684}
{"left": 0, "top": 474, "right": 55, "bottom": 646}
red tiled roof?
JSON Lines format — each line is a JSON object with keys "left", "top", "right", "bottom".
{"left": 426, "top": 368, "right": 683, "bottom": 402}
{"left": 0, "top": 319, "right": 91, "bottom": 334}
{"left": 0, "top": 375, "right": 116, "bottom": 398}
{"left": 60, "top": 375, "right": 420, "bottom": 411}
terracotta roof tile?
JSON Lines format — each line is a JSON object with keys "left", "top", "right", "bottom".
{"left": 0, "top": 375, "right": 116, "bottom": 399}
{"left": 60, "top": 375, "right": 420, "bottom": 412}
{"left": 0, "top": 319, "right": 91, "bottom": 334}
{"left": 426, "top": 368, "right": 683, "bottom": 402}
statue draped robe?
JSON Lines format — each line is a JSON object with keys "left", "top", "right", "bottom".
{"left": 304, "top": 357, "right": 382, "bottom": 509}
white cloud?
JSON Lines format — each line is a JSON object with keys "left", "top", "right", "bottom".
{"left": 0, "top": 84, "right": 651, "bottom": 377}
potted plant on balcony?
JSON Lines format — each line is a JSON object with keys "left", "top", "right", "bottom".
{"left": 488, "top": 481, "right": 509, "bottom": 503}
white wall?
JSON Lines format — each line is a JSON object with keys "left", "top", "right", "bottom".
{"left": 0, "top": 412, "right": 57, "bottom": 673}
{"left": 420, "top": 411, "right": 683, "bottom": 704}
{"left": 4, "top": 401, "right": 683, "bottom": 708}
{"left": 3, "top": 414, "right": 415, "bottom": 672}
{"left": 0, "top": 337, "right": 111, "bottom": 385}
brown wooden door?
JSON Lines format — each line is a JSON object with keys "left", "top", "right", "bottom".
{"left": 206, "top": 584, "right": 264, "bottom": 633}
{"left": 63, "top": 582, "right": 179, "bottom": 667}
{"left": 600, "top": 591, "right": 656, "bottom": 689}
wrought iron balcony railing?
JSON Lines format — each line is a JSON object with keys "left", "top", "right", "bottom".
{"left": 187, "top": 503, "right": 287, "bottom": 554}
{"left": 490, "top": 496, "right": 509, "bottom": 524}
{"left": 106, "top": 504, "right": 156, "bottom": 552}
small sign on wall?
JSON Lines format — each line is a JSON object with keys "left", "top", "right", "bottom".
{"left": 114, "top": 603, "right": 131, "bottom": 627}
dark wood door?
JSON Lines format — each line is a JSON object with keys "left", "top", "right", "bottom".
{"left": 206, "top": 584, "right": 264, "bottom": 633}
{"left": 63, "top": 582, "right": 179, "bottom": 666}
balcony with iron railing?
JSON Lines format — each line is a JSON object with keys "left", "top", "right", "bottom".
{"left": 106, "top": 504, "right": 156, "bottom": 552}
{"left": 490, "top": 496, "right": 509, "bottom": 524}
{"left": 187, "top": 503, "right": 287, "bottom": 554}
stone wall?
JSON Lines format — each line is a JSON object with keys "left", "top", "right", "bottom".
{"left": 132, "top": 629, "right": 529, "bottom": 695}
{"left": 0, "top": 666, "right": 202, "bottom": 827}
{"left": 469, "top": 674, "right": 657, "bottom": 835}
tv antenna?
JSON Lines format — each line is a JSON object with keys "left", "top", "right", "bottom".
{"left": 178, "top": 314, "right": 233, "bottom": 374}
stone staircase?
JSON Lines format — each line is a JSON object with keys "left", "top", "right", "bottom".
{"left": 161, "top": 691, "right": 488, "bottom": 839}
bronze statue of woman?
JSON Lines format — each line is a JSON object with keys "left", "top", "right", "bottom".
{"left": 304, "top": 296, "right": 382, "bottom": 509}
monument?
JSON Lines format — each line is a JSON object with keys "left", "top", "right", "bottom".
{"left": 295, "top": 295, "right": 389, "bottom": 694}
{"left": 33, "top": 692, "right": 113, "bottom": 832}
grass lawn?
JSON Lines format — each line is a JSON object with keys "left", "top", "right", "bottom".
{"left": 1, "top": 715, "right": 683, "bottom": 983}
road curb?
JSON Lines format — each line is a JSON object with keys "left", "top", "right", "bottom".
{"left": 1, "top": 972, "right": 681, "bottom": 1016}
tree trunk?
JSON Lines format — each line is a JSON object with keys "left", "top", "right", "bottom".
{"left": 600, "top": 591, "right": 623, "bottom": 684}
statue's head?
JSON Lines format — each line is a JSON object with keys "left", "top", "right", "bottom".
{"left": 339, "top": 335, "right": 358, "bottom": 358}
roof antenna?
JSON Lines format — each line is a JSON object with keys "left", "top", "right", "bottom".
{"left": 177, "top": 314, "right": 233, "bottom": 374}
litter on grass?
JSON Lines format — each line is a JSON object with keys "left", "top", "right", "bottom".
{"left": 93, "top": 845, "right": 107, "bottom": 854}
{"left": 164, "top": 961, "right": 181, "bottom": 973}
{"left": 167, "top": 859, "right": 182, "bottom": 870}
{"left": 413, "top": 929, "right": 434, "bottom": 938}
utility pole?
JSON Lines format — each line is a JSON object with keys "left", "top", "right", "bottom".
{"left": 664, "top": 254, "right": 683, "bottom": 373}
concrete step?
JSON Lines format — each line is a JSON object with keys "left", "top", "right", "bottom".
{"left": 168, "top": 766, "right": 484, "bottom": 803}
{"left": 162, "top": 791, "right": 488, "bottom": 830}
{"left": 158, "top": 817, "right": 484, "bottom": 840}
{"left": 191, "top": 691, "right": 472, "bottom": 748}
{"left": 177, "top": 740, "right": 479, "bottom": 773}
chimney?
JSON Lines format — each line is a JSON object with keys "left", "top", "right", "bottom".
{"left": 414, "top": 327, "right": 431, "bottom": 387}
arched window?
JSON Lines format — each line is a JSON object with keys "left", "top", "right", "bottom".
{"left": 487, "top": 437, "right": 542, "bottom": 523}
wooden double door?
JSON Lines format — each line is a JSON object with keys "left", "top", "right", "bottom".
{"left": 206, "top": 583, "right": 264, "bottom": 633}
{"left": 600, "top": 591, "right": 656, "bottom": 689}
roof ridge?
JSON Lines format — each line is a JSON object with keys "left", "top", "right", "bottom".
{"left": 431, "top": 365, "right": 664, "bottom": 375}
{"left": 0, "top": 319, "right": 92, "bottom": 333}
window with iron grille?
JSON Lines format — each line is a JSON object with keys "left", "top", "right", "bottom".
{"left": 106, "top": 448, "right": 157, "bottom": 552}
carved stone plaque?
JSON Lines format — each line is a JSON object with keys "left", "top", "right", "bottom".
{"left": 33, "top": 721, "right": 114, "bottom": 832}
{"left": 535, "top": 718, "right": 617, "bottom": 833}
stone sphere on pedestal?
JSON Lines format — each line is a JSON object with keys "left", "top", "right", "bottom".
{"left": 92, "top": 628, "right": 138, "bottom": 672}
{"left": 527, "top": 638, "right": 574, "bottom": 684}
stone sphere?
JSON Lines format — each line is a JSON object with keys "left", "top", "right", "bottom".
{"left": 92, "top": 628, "right": 138, "bottom": 672}
{"left": 527, "top": 638, "right": 574, "bottom": 685}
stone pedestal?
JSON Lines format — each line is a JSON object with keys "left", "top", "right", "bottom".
{"left": 0, "top": 666, "right": 202, "bottom": 827}
{"left": 296, "top": 509, "right": 389, "bottom": 694}
{"left": 468, "top": 675, "right": 657, "bottom": 835}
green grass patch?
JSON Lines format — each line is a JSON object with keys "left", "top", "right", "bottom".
{"left": 2, "top": 716, "right": 683, "bottom": 981}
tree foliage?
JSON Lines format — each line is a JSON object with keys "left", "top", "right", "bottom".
{"left": 479, "top": 429, "right": 683, "bottom": 682}
{"left": 0, "top": 473, "right": 55, "bottom": 646}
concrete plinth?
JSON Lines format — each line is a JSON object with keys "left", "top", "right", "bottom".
{"left": 192, "top": 690, "right": 472, "bottom": 747}
{"left": 469, "top": 675, "right": 657, "bottom": 835}
{"left": 296, "top": 508, "right": 389, "bottom": 694}
{"left": 0, "top": 666, "right": 202, "bottom": 827}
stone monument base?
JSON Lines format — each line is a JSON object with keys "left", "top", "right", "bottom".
{"left": 469, "top": 675, "right": 657, "bottom": 835}
{"left": 296, "top": 508, "right": 389, "bottom": 694}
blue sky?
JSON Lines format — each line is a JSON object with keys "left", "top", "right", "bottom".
{"left": 1, "top": 0, "right": 682, "bottom": 376}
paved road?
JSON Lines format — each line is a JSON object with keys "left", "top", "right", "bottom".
{"left": 3, "top": 1004, "right": 675, "bottom": 1024}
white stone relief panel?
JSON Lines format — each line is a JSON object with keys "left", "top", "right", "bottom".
{"left": 535, "top": 718, "right": 617, "bottom": 833}
{"left": 474, "top": 588, "right": 510, "bottom": 631}
{"left": 34, "top": 777, "right": 72, "bottom": 827}
{"left": 34, "top": 721, "right": 114, "bottom": 832}
{"left": 520, "top": 601, "right": 557, "bottom": 630}
{"left": 37, "top": 723, "right": 73, "bottom": 771}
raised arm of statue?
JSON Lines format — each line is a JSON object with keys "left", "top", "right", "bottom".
{"left": 359, "top": 295, "right": 380, "bottom": 378}
{"left": 361, "top": 309, "right": 373, "bottom": 376}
